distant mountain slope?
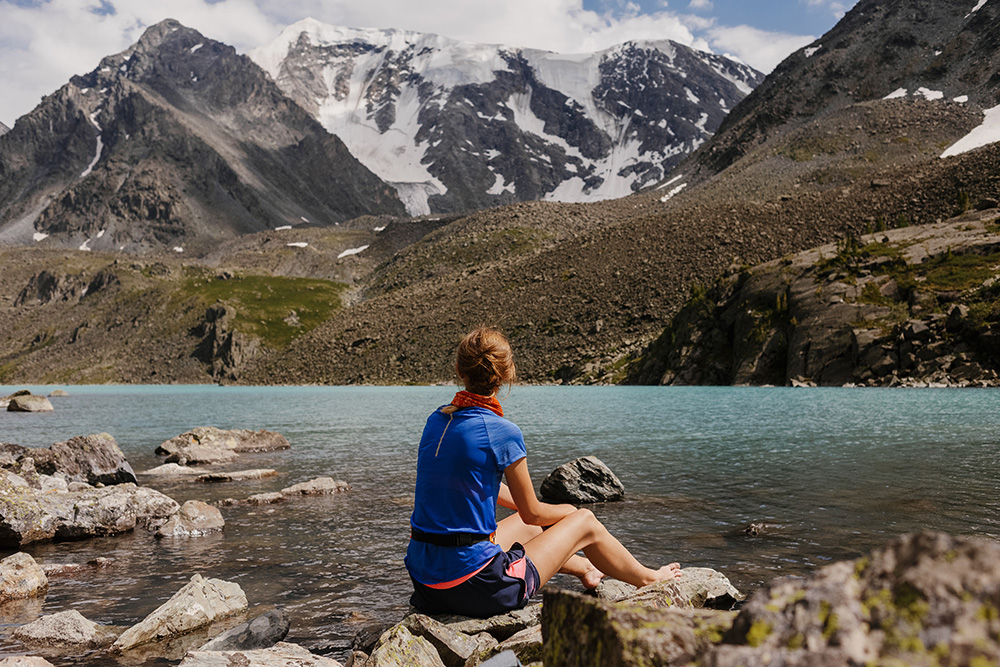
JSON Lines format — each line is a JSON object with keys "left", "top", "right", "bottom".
{"left": 688, "top": 0, "right": 1000, "bottom": 178}
{"left": 0, "top": 19, "right": 405, "bottom": 254}
{"left": 0, "top": 120, "right": 9, "bottom": 137}
{"left": 250, "top": 20, "right": 762, "bottom": 215}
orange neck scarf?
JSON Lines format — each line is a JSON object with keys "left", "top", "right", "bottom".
{"left": 451, "top": 390, "right": 504, "bottom": 417}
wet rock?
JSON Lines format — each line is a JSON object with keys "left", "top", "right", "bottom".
{"left": 541, "top": 587, "right": 737, "bottom": 667}
{"left": 157, "top": 427, "right": 290, "bottom": 461}
{"left": 112, "top": 574, "right": 248, "bottom": 652}
{"left": 7, "top": 395, "right": 54, "bottom": 413}
{"left": 178, "top": 641, "right": 342, "bottom": 666}
{"left": 0, "top": 552, "right": 48, "bottom": 602}
{"left": 0, "top": 481, "right": 179, "bottom": 548}
{"left": 164, "top": 445, "right": 238, "bottom": 466}
{"left": 539, "top": 456, "right": 625, "bottom": 503}
{"left": 714, "top": 532, "right": 1000, "bottom": 666}
{"left": 366, "top": 624, "right": 446, "bottom": 667}
{"left": 141, "top": 463, "right": 203, "bottom": 476}
{"left": 247, "top": 492, "right": 284, "bottom": 505}
{"left": 197, "top": 469, "right": 277, "bottom": 483}
{"left": 12, "top": 609, "right": 120, "bottom": 649}
{"left": 155, "top": 500, "right": 225, "bottom": 538}
{"left": 197, "top": 608, "right": 290, "bottom": 651}
{"left": 280, "top": 477, "right": 350, "bottom": 496}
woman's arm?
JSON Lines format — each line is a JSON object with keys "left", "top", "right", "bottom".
{"left": 498, "top": 482, "right": 518, "bottom": 511}
{"left": 504, "top": 458, "right": 577, "bottom": 526}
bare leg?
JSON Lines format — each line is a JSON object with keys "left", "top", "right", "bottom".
{"left": 519, "top": 508, "right": 681, "bottom": 589}
{"left": 496, "top": 513, "right": 606, "bottom": 589}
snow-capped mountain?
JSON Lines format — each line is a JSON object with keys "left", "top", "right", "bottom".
{"left": 251, "top": 20, "right": 763, "bottom": 216}
{"left": 0, "top": 20, "right": 404, "bottom": 253}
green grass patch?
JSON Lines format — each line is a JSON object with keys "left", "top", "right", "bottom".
{"left": 919, "top": 252, "right": 1000, "bottom": 291}
{"left": 180, "top": 273, "right": 347, "bottom": 348}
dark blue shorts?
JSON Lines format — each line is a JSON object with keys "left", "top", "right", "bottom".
{"left": 409, "top": 543, "right": 540, "bottom": 618}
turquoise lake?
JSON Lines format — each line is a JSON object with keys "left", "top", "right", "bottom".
{"left": 1, "top": 385, "right": 999, "bottom": 663}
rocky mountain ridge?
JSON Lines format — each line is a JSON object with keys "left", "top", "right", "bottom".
{"left": 250, "top": 19, "right": 763, "bottom": 215}
{"left": 627, "top": 208, "right": 1000, "bottom": 387}
{"left": 0, "top": 19, "right": 405, "bottom": 254}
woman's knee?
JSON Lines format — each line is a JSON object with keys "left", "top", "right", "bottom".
{"left": 567, "top": 508, "right": 602, "bottom": 536}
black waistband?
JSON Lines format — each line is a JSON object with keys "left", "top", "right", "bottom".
{"left": 410, "top": 527, "right": 495, "bottom": 547}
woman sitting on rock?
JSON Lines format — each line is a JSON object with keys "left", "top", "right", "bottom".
{"left": 405, "top": 326, "right": 681, "bottom": 617}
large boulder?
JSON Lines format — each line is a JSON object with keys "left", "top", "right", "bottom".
{"left": 401, "top": 614, "right": 485, "bottom": 667}
{"left": 0, "top": 479, "right": 179, "bottom": 547}
{"left": 0, "top": 552, "right": 48, "bottom": 602}
{"left": 540, "top": 456, "right": 625, "bottom": 503}
{"left": 0, "top": 658, "right": 56, "bottom": 667}
{"left": 111, "top": 574, "right": 248, "bottom": 652}
{"left": 157, "top": 427, "right": 290, "bottom": 465}
{"left": 178, "top": 641, "right": 342, "bottom": 666}
{"left": 197, "top": 609, "right": 290, "bottom": 652}
{"left": 197, "top": 469, "right": 277, "bottom": 483}
{"left": 11, "top": 609, "right": 120, "bottom": 649}
{"left": 31, "top": 433, "right": 137, "bottom": 486}
{"left": 541, "top": 587, "right": 737, "bottom": 667}
{"left": 366, "top": 624, "right": 446, "bottom": 667}
{"left": 155, "top": 500, "right": 225, "bottom": 538}
{"left": 7, "top": 395, "right": 54, "bottom": 413}
{"left": 710, "top": 531, "right": 1000, "bottom": 666}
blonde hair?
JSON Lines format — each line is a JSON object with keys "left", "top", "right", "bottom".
{"left": 455, "top": 327, "right": 516, "bottom": 396}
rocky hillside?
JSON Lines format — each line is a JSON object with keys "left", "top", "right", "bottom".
{"left": 686, "top": 0, "right": 1000, "bottom": 180}
{"left": 0, "top": 120, "right": 9, "bottom": 137}
{"left": 626, "top": 208, "right": 1000, "bottom": 387}
{"left": 0, "top": 19, "right": 405, "bottom": 255}
{"left": 250, "top": 19, "right": 762, "bottom": 216}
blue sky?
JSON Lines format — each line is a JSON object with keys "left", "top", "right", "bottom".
{"left": 0, "top": 0, "right": 857, "bottom": 127}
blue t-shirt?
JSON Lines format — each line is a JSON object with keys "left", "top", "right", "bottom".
{"left": 405, "top": 405, "right": 527, "bottom": 585}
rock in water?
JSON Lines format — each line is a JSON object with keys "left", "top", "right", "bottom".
{"left": 280, "top": 477, "right": 350, "bottom": 496}
{"left": 12, "top": 609, "right": 120, "bottom": 649}
{"left": 157, "top": 427, "right": 290, "bottom": 457}
{"left": 48, "top": 390, "right": 69, "bottom": 397}
{"left": 0, "top": 552, "right": 48, "bottom": 602}
{"left": 7, "top": 395, "right": 54, "bottom": 412}
{"left": 708, "top": 531, "right": 1000, "bottom": 666}
{"left": 178, "top": 641, "right": 342, "bottom": 666}
{"left": 197, "top": 609, "right": 290, "bottom": 651}
{"left": 156, "top": 500, "right": 225, "bottom": 538}
{"left": 35, "top": 433, "right": 137, "bottom": 486}
{"left": 539, "top": 456, "right": 625, "bottom": 503}
{"left": 112, "top": 574, "right": 248, "bottom": 652}
{"left": 0, "top": 480, "right": 179, "bottom": 548}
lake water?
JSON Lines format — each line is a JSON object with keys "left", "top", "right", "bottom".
{"left": 1, "top": 385, "right": 999, "bottom": 664}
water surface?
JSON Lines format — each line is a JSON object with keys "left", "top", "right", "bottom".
{"left": 1, "top": 385, "right": 998, "bottom": 663}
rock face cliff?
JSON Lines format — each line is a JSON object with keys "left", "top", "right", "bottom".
{"left": 627, "top": 208, "right": 1000, "bottom": 387}
{"left": 0, "top": 19, "right": 405, "bottom": 254}
{"left": 250, "top": 20, "right": 763, "bottom": 215}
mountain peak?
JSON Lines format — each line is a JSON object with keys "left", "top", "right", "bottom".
{"left": 251, "top": 19, "right": 763, "bottom": 215}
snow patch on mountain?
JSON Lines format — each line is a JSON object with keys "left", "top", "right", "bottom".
{"left": 251, "top": 20, "right": 762, "bottom": 215}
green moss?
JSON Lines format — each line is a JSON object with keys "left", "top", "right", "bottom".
{"left": 787, "top": 633, "right": 804, "bottom": 649}
{"left": 177, "top": 273, "right": 347, "bottom": 348}
{"left": 746, "top": 620, "right": 773, "bottom": 648}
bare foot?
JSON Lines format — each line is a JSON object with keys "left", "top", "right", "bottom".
{"left": 647, "top": 563, "right": 683, "bottom": 584}
{"left": 579, "top": 564, "right": 606, "bottom": 590}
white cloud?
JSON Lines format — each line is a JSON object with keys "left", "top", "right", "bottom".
{"left": 704, "top": 23, "right": 816, "bottom": 73}
{"left": 689, "top": 0, "right": 714, "bottom": 10}
{"left": 0, "top": 0, "right": 815, "bottom": 126}
{"left": 803, "top": 0, "right": 851, "bottom": 18}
